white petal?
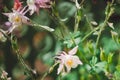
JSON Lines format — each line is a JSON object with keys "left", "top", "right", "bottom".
{"left": 65, "top": 63, "right": 71, "bottom": 73}
{"left": 68, "top": 46, "right": 78, "bottom": 55}
{"left": 72, "top": 56, "right": 83, "bottom": 66}
{"left": 57, "top": 63, "right": 64, "bottom": 75}
{"left": 3, "top": 13, "right": 12, "bottom": 17}
{"left": 22, "top": 16, "right": 30, "bottom": 24}
{"left": 8, "top": 25, "right": 16, "bottom": 33}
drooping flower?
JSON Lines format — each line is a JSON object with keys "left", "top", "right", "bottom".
{"left": 3, "top": 7, "right": 30, "bottom": 33}
{"left": 0, "top": 71, "right": 11, "bottom": 80}
{"left": 13, "top": 0, "right": 22, "bottom": 10}
{"left": 27, "top": 0, "right": 51, "bottom": 15}
{"left": 55, "top": 46, "right": 83, "bottom": 74}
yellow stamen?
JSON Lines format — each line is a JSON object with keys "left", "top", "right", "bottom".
{"left": 66, "top": 59, "right": 73, "bottom": 67}
{"left": 14, "top": 16, "right": 21, "bottom": 22}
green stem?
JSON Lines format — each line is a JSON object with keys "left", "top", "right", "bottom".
{"left": 59, "top": 74, "right": 62, "bottom": 80}
{"left": 95, "top": 17, "right": 108, "bottom": 47}
{"left": 41, "top": 62, "right": 58, "bottom": 80}
{"left": 81, "top": 27, "right": 100, "bottom": 42}
{"left": 95, "top": 1, "right": 114, "bottom": 48}
{"left": 95, "top": 73, "right": 101, "bottom": 80}
{"left": 74, "top": 0, "right": 85, "bottom": 32}
{"left": 30, "top": 21, "right": 54, "bottom": 32}
{"left": 50, "top": 3, "right": 69, "bottom": 39}
{"left": 85, "top": 15, "right": 93, "bottom": 30}
{"left": 11, "top": 37, "right": 36, "bottom": 80}
{"left": 118, "top": 53, "right": 120, "bottom": 65}
{"left": 70, "top": 33, "right": 77, "bottom": 46}
{"left": 74, "top": 11, "right": 80, "bottom": 32}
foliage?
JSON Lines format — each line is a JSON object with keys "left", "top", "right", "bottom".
{"left": 0, "top": 0, "right": 120, "bottom": 80}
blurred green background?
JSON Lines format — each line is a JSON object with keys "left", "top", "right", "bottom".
{"left": 0, "top": 0, "right": 120, "bottom": 80}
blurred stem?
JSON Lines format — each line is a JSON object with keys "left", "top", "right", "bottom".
{"left": 58, "top": 74, "right": 62, "bottom": 80}
{"left": 10, "top": 36, "right": 36, "bottom": 80}
{"left": 49, "top": 3, "right": 69, "bottom": 39}
{"left": 78, "top": 50, "right": 89, "bottom": 64}
{"left": 0, "top": 31, "right": 36, "bottom": 79}
{"left": 85, "top": 15, "right": 93, "bottom": 30}
{"left": 70, "top": 33, "right": 77, "bottom": 46}
{"left": 74, "top": 0, "right": 84, "bottom": 32}
{"left": 0, "top": 68, "right": 2, "bottom": 73}
{"left": 96, "top": 1, "right": 114, "bottom": 47}
{"left": 81, "top": 27, "right": 99, "bottom": 42}
{"left": 74, "top": 10, "right": 80, "bottom": 32}
{"left": 95, "top": 73, "right": 101, "bottom": 80}
{"left": 118, "top": 53, "right": 120, "bottom": 65}
{"left": 30, "top": 20, "right": 54, "bottom": 32}
{"left": 80, "top": 0, "right": 85, "bottom": 6}
{"left": 41, "top": 62, "right": 58, "bottom": 80}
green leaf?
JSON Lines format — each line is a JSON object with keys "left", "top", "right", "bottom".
{"left": 90, "top": 56, "right": 97, "bottom": 66}
{"left": 100, "top": 48, "right": 106, "bottom": 61}
{"left": 114, "top": 71, "right": 120, "bottom": 80}
{"left": 107, "top": 53, "right": 114, "bottom": 64}
{"left": 95, "top": 61, "right": 107, "bottom": 73}
{"left": 58, "top": 2, "right": 76, "bottom": 18}
{"left": 116, "top": 65, "right": 120, "bottom": 71}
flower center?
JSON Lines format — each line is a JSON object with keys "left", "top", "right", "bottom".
{"left": 66, "top": 59, "right": 73, "bottom": 67}
{"left": 14, "top": 16, "right": 21, "bottom": 23}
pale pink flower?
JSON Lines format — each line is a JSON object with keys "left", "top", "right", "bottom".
{"left": 55, "top": 46, "right": 83, "bottom": 74}
{"left": 3, "top": 7, "right": 30, "bottom": 33}
{"left": 27, "top": 0, "right": 51, "bottom": 15}
{"left": 1, "top": 71, "right": 11, "bottom": 80}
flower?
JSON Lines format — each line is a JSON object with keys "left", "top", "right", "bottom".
{"left": 13, "top": 0, "right": 22, "bottom": 10}
{"left": 3, "top": 7, "right": 30, "bottom": 33}
{"left": 27, "top": 0, "right": 51, "bottom": 15}
{"left": 1, "top": 71, "right": 11, "bottom": 80}
{"left": 55, "top": 46, "right": 83, "bottom": 74}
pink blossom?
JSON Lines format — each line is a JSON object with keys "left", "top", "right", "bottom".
{"left": 55, "top": 46, "right": 83, "bottom": 74}
{"left": 27, "top": 0, "right": 51, "bottom": 15}
{"left": 3, "top": 7, "right": 30, "bottom": 33}
{"left": 1, "top": 71, "right": 11, "bottom": 80}
{"left": 13, "top": 0, "right": 22, "bottom": 10}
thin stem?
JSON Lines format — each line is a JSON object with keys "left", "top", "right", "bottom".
{"left": 95, "top": 16, "right": 108, "bottom": 47}
{"left": 41, "top": 62, "right": 58, "bottom": 80}
{"left": 81, "top": 27, "right": 100, "bottom": 42}
{"left": 80, "top": 0, "right": 85, "bottom": 6}
{"left": 30, "top": 21, "right": 54, "bottom": 32}
{"left": 58, "top": 74, "right": 62, "bottom": 80}
{"left": 74, "top": 0, "right": 85, "bottom": 32}
{"left": 50, "top": 3, "right": 69, "bottom": 38}
{"left": 74, "top": 11, "right": 80, "bottom": 32}
{"left": 95, "top": 1, "right": 114, "bottom": 47}
{"left": 10, "top": 36, "right": 36, "bottom": 80}
{"left": 85, "top": 15, "right": 93, "bottom": 30}
{"left": 118, "top": 52, "right": 120, "bottom": 65}
{"left": 95, "top": 73, "right": 101, "bottom": 80}
{"left": 41, "top": 72, "right": 48, "bottom": 80}
{"left": 70, "top": 34, "right": 77, "bottom": 46}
